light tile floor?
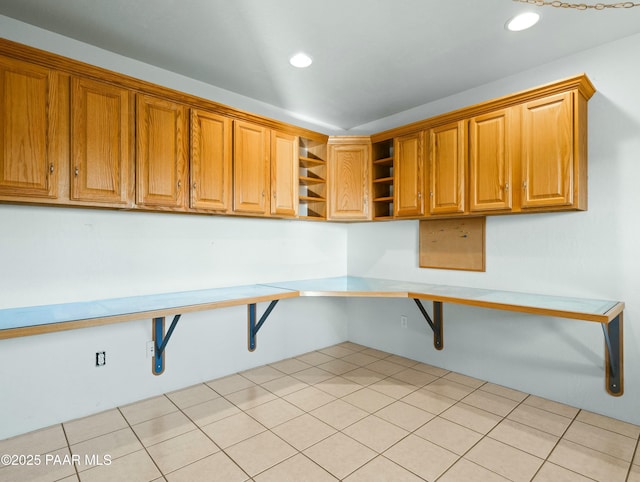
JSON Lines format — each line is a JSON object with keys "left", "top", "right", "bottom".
{"left": 1, "top": 342, "right": 639, "bottom": 481}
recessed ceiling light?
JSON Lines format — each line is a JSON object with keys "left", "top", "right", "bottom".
{"left": 506, "top": 12, "right": 540, "bottom": 31}
{"left": 289, "top": 52, "right": 313, "bottom": 68}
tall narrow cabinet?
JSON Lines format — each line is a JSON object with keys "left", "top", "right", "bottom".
{"left": 521, "top": 91, "right": 578, "bottom": 209}
{"left": 328, "top": 137, "right": 371, "bottom": 221}
{"left": 394, "top": 132, "right": 425, "bottom": 217}
{"left": 0, "top": 56, "right": 67, "bottom": 200}
{"left": 428, "top": 121, "right": 466, "bottom": 215}
{"left": 136, "top": 94, "right": 188, "bottom": 210}
{"left": 71, "top": 77, "right": 133, "bottom": 206}
{"left": 469, "top": 108, "right": 513, "bottom": 212}
{"left": 233, "top": 120, "right": 270, "bottom": 216}
{"left": 271, "top": 131, "right": 298, "bottom": 217}
{"left": 190, "top": 109, "right": 232, "bottom": 212}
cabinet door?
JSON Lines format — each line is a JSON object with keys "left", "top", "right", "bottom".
{"left": 233, "top": 120, "right": 270, "bottom": 215}
{"left": 270, "top": 131, "right": 298, "bottom": 217}
{"left": 190, "top": 109, "right": 232, "bottom": 211}
{"left": 0, "top": 56, "right": 66, "bottom": 199}
{"left": 394, "top": 132, "right": 424, "bottom": 217}
{"left": 328, "top": 141, "right": 371, "bottom": 220}
{"left": 429, "top": 121, "right": 466, "bottom": 214}
{"left": 71, "top": 77, "right": 133, "bottom": 205}
{"left": 136, "top": 94, "right": 188, "bottom": 209}
{"left": 469, "top": 109, "right": 512, "bottom": 212}
{"left": 521, "top": 92, "right": 573, "bottom": 208}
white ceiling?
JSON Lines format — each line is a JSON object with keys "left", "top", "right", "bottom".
{"left": 2, "top": 0, "right": 640, "bottom": 130}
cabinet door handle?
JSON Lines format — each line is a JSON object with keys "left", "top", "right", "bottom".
{"left": 504, "top": 183, "right": 509, "bottom": 191}
{"left": 74, "top": 167, "right": 79, "bottom": 177}
{"left": 418, "top": 192, "right": 422, "bottom": 199}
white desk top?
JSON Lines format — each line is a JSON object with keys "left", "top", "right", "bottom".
{"left": 0, "top": 284, "right": 298, "bottom": 339}
{"left": 265, "top": 277, "right": 623, "bottom": 323}
{"left": 0, "top": 276, "right": 623, "bottom": 339}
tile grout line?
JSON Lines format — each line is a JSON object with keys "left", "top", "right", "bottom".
{"left": 58, "top": 422, "right": 81, "bottom": 481}
{"left": 625, "top": 435, "right": 640, "bottom": 482}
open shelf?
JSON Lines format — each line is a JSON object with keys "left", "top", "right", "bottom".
{"left": 298, "top": 137, "right": 327, "bottom": 220}
{"left": 372, "top": 139, "right": 394, "bottom": 220}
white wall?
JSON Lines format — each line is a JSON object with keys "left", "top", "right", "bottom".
{"left": 347, "top": 32, "right": 640, "bottom": 425}
{"left": 0, "top": 206, "right": 349, "bottom": 439}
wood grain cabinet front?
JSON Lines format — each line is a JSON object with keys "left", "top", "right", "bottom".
{"left": 469, "top": 108, "right": 513, "bottom": 213}
{"left": 71, "top": 77, "right": 133, "bottom": 206}
{"left": 270, "top": 130, "right": 298, "bottom": 218}
{"left": 190, "top": 109, "right": 232, "bottom": 212}
{"left": 521, "top": 91, "right": 583, "bottom": 210}
{"left": 428, "top": 121, "right": 466, "bottom": 215}
{"left": 394, "top": 131, "right": 425, "bottom": 218}
{"left": 0, "top": 56, "right": 67, "bottom": 200}
{"left": 136, "top": 94, "right": 188, "bottom": 210}
{"left": 327, "top": 138, "right": 371, "bottom": 221}
{"left": 233, "top": 120, "right": 270, "bottom": 216}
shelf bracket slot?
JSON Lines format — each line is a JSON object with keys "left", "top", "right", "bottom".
{"left": 602, "top": 313, "right": 623, "bottom": 396}
{"left": 248, "top": 300, "right": 279, "bottom": 352}
{"left": 152, "top": 314, "right": 182, "bottom": 376}
{"left": 413, "top": 299, "right": 443, "bottom": 350}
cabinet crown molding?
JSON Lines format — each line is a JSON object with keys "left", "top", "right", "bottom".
{"left": 371, "top": 73, "right": 595, "bottom": 143}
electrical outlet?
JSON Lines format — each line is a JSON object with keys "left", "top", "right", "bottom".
{"left": 146, "top": 341, "right": 155, "bottom": 359}
{"left": 95, "top": 351, "right": 106, "bottom": 367}
{"left": 400, "top": 315, "right": 408, "bottom": 328}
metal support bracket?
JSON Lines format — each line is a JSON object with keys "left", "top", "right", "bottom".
{"left": 602, "top": 313, "right": 623, "bottom": 396}
{"left": 152, "top": 314, "right": 182, "bottom": 375}
{"left": 413, "top": 299, "right": 443, "bottom": 350}
{"left": 248, "top": 300, "right": 279, "bottom": 352}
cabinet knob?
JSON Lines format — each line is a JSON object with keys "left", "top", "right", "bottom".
{"left": 418, "top": 192, "right": 422, "bottom": 199}
{"left": 74, "top": 167, "right": 79, "bottom": 177}
{"left": 49, "top": 163, "right": 54, "bottom": 174}
{"left": 192, "top": 182, "right": 197, "bottom": 189}
{"left": 504, "top": 183, "right": 509, "bottom": 191}
{"left": 177, "top": 180, "right": 182, "bottom": 190}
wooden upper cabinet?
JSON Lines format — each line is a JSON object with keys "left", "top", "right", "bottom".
{"left": 469, "top": 108, "right": 513, "bottom": 212}
{"left": 233, "top": 120, "right": 270, "bottom": 216}
{"left": 428, "top": 121, "right": 466, "bottom": 215}
{"left": 0, "top": 56, "right": 67, "bottom": 199}
{"left": 270, "top": 131, "right": 298, "bottom": 217}
{"left": 190, "top": 109, "right": 232, "bottom": 212}
{"left": 394, "top": 132, "right": 424, "bottom": 217}
{"left": 521, "top": 91, "right": 575, "bottom": 209}
{"left": 328, "top": 138, "right": 371, "bottom": 220}
{"left": 136, "top": 94, "right": 188, "bottom": 209}
{"left": 71, "top": 77, "right": 133, "bottom": 205}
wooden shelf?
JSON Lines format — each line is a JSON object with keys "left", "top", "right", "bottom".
{"left": 373, "top": 156, "right": 394, "bottom": 166}
{"left": 371, "top": 139, "right": 395, "bottom": 220}
{"left": 299, "top": 175, "right": 325, "bottom": 185}
{"left": 299, "top": 195, "right": 326, "bottom": 203}
{"left": 298, "top": 137, "right": 327, "bottom": 219}
{"left": 373, "top": 177, "right": 393, "bottom": 184}
{"left": 299, "top": 156, "right": 325, "bottom": 167}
